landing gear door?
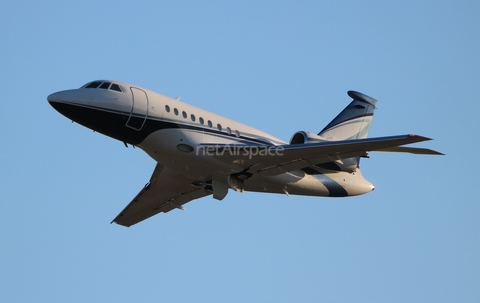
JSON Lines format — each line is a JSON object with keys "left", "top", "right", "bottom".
{"left": 126, "top": 87, "right": 149, "bottom": 130}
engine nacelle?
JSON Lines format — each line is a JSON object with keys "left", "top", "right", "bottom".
{"left": 289, "top": 131, "right": 327, "bottom": 144}
{"left": 289, "top": 131, "right": 358, "bottom": 173}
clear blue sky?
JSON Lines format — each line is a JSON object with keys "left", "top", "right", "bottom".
{"left": 1, "top": 1, "right": 479, "bottom": 302}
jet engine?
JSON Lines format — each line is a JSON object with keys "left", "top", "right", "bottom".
{"left": 289, "top": 131, "right": 327, "bottom": 144}
{"left": 289, "top": 131, "right": 359, "bottom": 173}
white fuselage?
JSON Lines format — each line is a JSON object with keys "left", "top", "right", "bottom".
{"left": 48, "top": 80, "right": 375, "bottom": 198}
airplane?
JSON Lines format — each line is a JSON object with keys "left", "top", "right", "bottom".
{"left": 48, "top": 80, "right": 442, "bottom": 227}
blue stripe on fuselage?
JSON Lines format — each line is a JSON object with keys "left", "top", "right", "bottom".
{"left": 301, "top": 168, "right": 348, "bottom": 197}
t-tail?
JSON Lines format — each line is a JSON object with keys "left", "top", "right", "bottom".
{"left": 316, "top": 91, "right": 378, "bottom": 181}
{"left": 318, "top": 91, "right": 378, "bottom": 141}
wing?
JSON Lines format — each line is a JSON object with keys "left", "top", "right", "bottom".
{"left": 112, "top": 164, "right": 211, "bottom": 227}
{"left": 198, "top": 134, "right": 442, "bottom": 176}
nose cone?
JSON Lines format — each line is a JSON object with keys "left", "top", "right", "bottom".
{"left": 47, "top": 92, "right": 61, "bottom": 103}
{"left": 47, "top": 89, "right": 90, "bottom": 118}
{"left": 47, "top": 90, "right": 75, "bottom": 104}
{"left": 47, "top": 89, "right": 84, "bottom": 121}
{"left": 48, "top": 91, "right": 67, "bottom": 115}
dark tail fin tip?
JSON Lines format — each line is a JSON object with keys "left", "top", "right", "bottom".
{"left": 347, "top": 91, "right": 378, "bottom": 107}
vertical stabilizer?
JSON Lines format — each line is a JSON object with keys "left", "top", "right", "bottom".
{"left": 319, "top": 91, "right": 378, "bottom": 141}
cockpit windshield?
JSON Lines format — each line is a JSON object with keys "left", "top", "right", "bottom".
{"left": 81, "top": 81, "right": 123, "bottom": 92}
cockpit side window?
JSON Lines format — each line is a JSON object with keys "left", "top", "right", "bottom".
{"left": 99, "top": 82, "right": 111, "bottom": 89}
{"left": 110, "top": 83, "right": 122, "bottom": 92}
{"left": 85, "top": 81, "right": 102, "bottom": 88}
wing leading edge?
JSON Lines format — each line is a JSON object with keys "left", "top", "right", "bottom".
{"left": 112, "top": 164, "right": 211, "bottom": 227}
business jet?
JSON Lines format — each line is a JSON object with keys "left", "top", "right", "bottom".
{"left": 48, "top": 80, "right": 442, "bottom": 227}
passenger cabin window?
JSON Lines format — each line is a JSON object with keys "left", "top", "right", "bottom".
{"left": 182, "top": 111, "right": 187, "bottom": 119}
{"left": 199, "top": 117, "right": 204, "bottom": 125}
{"left": 174, "top": 108, "right": 179, "bottom": 116}
{"left": 208, "top": 120, "right": 213, "bottom": 127}
{"left": 217, "top": 124, "right": 222, "bottom": 131}
{"left": 191, "top": 114, "right": 196, "bottom": 122}
{"left": 165, "top": 105, "right": 171, "bottom": 113}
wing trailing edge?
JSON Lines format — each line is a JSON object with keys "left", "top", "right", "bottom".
{"left": 374, "top": 146, "right": 444, "bottom": 155}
